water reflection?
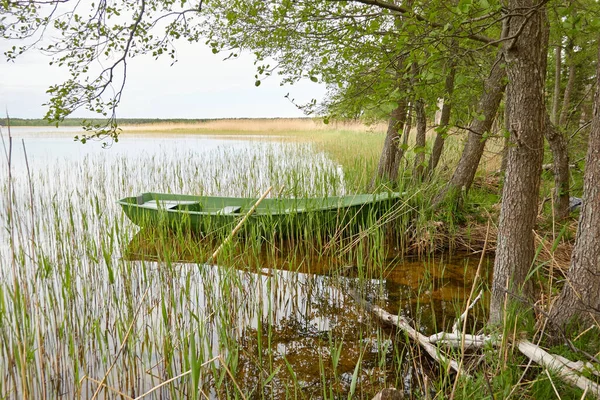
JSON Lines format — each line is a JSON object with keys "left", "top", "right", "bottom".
{"left": 4, "top": 127, "right": 294, "bottom": 166}
{"left": 124, "top": 239, "right": 395, "bottom": 397}
{"left": 122, "top": 229, "right": 488, "bottom": 397}
{"left": 125, "top": 229, "right": 487, "bottom": 336}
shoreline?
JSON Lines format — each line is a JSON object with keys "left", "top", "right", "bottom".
{"left": 1, "top": 117, "right": 388, "bottom": 133}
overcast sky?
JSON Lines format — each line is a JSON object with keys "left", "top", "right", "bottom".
{"left": 0, "top": 40, "right": 326, "bottom": 119}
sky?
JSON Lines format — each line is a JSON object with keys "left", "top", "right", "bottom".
{"left": 0, "top": 40, "right": 326, "bottom": 119}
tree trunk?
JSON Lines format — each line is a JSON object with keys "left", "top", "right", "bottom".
{"left": 392, "top": 105, "right": 412, "bottom": 174}
{"left": 577, "top": 84, "right": 593, "bottom": 129}
{"left": 544, "top": 114, "right": 570, "bottom": 220}
{"left": 373, "top": 102, "right": 408, "bottom": 185}
{"left": 551, "top": 45, "right": 562, "bottom": 125}
{"left": 428, "top": 62, "right": 457, "bottom": 175}
{"left": 373, "top": 57, "right": 408, "bottom": 186}
{"left": 432, "top": 51, "right": 506, "bottom": 206}
{"left": 500, "top": 134, "right": 510, "bottom": 173}
{"left": 500, "top": 75, "right": 512, "bottom": 174}
{"left": 489, "top": 1, "right": 549, "bottom": 325}
{"left": 413, "top": 98, "right": 427, "bottom": 181}
{"left": 559, "top": 46, "right": 576, "bottom": 128}
{"left": 401, "top": 111, "right": 411, "bottom": 149}
{"left": 548, "top": 39, "right": 600, "bottom": 329}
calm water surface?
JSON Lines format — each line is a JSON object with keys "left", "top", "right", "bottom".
{"left": 0, "top": 127, "right": 484, "bottom": 399}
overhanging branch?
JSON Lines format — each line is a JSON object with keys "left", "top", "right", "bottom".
{"left": 348, "top": 0, "right": 498, "bottom": 45}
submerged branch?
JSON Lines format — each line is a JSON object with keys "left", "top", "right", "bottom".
{"left": 346, "top": 287, "right": 468, "bottom": 376}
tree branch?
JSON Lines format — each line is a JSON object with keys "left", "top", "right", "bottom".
{"left": 347, "top": 0, "right": 498, "bottom": 44}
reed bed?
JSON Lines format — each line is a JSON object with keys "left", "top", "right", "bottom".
{"left": 0, "top": 128, "right": 487, "bottom": 399}
{"left": 118, "top": 120, "right": 506, "bottom": 192}
{"left": 121, "top": 118, "right": 388, "bottom": 134}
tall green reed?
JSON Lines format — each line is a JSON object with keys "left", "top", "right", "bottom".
{"left": 0, "top": 129, "right": 483, "bottom": 399}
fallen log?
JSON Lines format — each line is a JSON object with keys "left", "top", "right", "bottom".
{"left": 347, "top": 288, "right": 467, "bottom": 376}
{"left": 517, "top": 340, "right": 600, "bottom": 397}
{"left": 347, "top": 285, "right": 600, "bottom": 398}
{"left": 552, "top": 355, "right": 600, "bottom": 378}
{"left": 542, "top": 163, "right": 576, "bottom": 171}
{"left": 427, "top": 332, "right": 496, "bottom": 349}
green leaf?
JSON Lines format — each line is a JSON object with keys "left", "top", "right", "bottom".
{"left": 347, "top": 351, "right": 363, "bottom": 399}
{"left": 457, "top": 0, "right": 472, "bottom": 13}
{"left": 310, "top": 76, "right": 318, "bottom": 82}
{"left": 255, "top": 80, "right": 261, "bottom": 87}
{"left": 190, "top": 335, "right": 201, "bottom": 396}
{"left": 226, "top": 11, "right": 237, "bottom": 22}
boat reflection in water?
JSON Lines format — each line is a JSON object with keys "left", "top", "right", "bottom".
{"left": 122, "top": 229, "right": 488, "bottom": 398}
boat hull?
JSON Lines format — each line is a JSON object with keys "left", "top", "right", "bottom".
{"left": 117, "top": 192, "right": 401, "bottom": 237}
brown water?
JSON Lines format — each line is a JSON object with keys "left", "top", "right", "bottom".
{"left": 0, "top": 127, "right": 488, "bottom": 399}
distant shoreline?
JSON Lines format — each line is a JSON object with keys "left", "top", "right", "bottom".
{"left": 1, "top": 117, "right": 315, "bottom": 127}
{"left": 2, "top": 117, "right": 387, "bottom": 134}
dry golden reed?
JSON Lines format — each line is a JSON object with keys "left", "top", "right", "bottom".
{"left": 119, "top": 118, "right": 505, "bottom": 176}
{"left": 121, "top": 118, "right": 388, "bottom": 134}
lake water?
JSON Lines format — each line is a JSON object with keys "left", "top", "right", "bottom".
{"left": 0, "top": 127, "right": 484, "bottom": 399}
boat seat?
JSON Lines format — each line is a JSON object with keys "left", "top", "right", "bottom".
{"left": 219, "top": 206, "right": 242, "bottom": 214}
{"left": 172, "top": 201, "right": 203, "bottom": 212}
{"left": 140, "top": 200, "right": 201, "bottom": 211}
{"left": 283, "top": 208, "right": 304, "bottom": 213}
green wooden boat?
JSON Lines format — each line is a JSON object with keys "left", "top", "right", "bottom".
{"left": 118, "top": 192, "right": 402, "bottom": 236}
